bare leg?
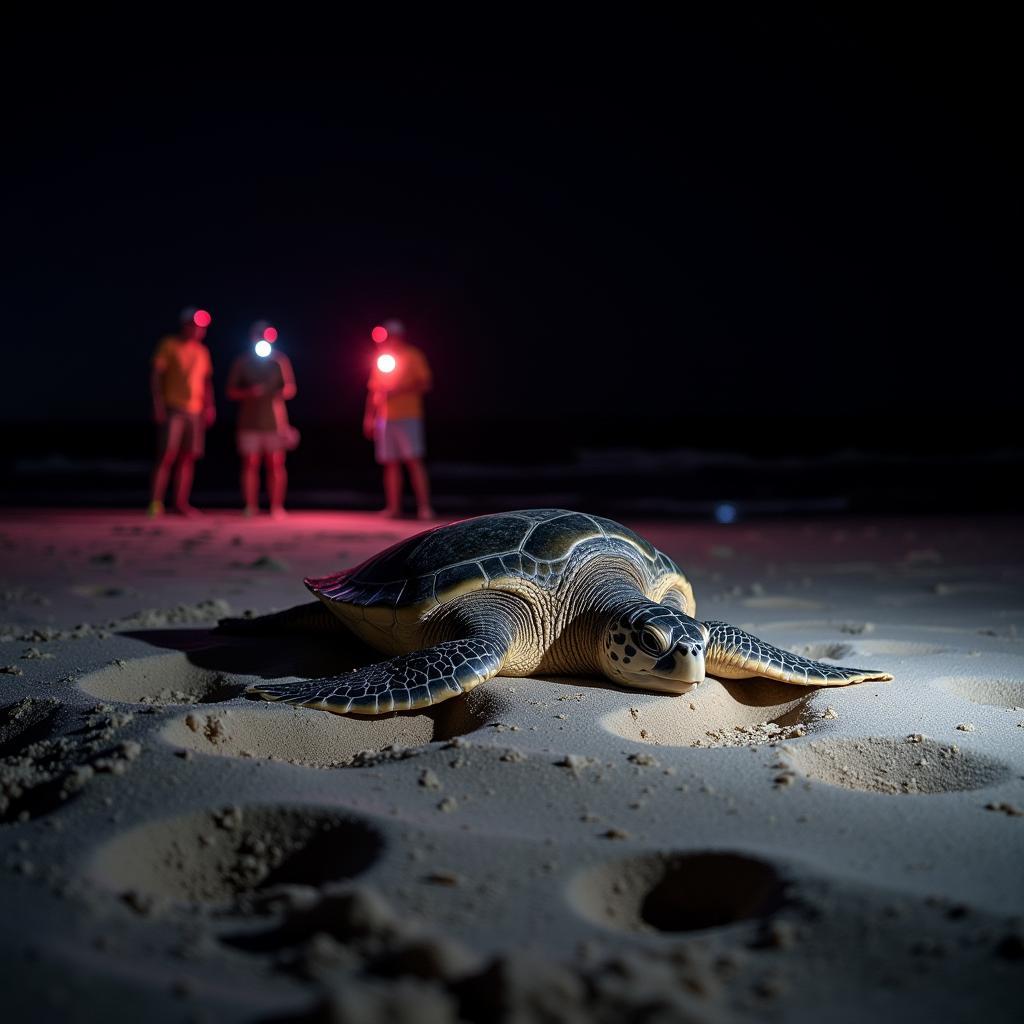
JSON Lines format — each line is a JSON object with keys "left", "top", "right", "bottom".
{"left": 405, "top": 458, "right": 434, "bottom": 519}
{"left": 174, "top": 454, "right": 198, "bottom": 514}
{"left": 267, "top": 451, "right": 287, "bottom": 517}
{"left": 150, "top": 452, "right": 175, "bottom": 510}
{"left": 381, "top": 461, "right": 403, "bottom": 516}
{"left": 241, "top": 453, "right": 260, "bottom": 515}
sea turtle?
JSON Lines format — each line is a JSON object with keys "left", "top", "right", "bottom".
{"left": 237, "top": 509, "right": 892, "bottom": 715}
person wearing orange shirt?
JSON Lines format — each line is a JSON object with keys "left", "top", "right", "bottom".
{"left": 363, "top": 319, "right": 434, "bottom": 520}
{"left": 148, "top": 309, "right": 216, "bottom": 517}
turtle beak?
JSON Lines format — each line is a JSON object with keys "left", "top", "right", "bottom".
{"left": 649, "top": 642, "right": 705, "bottom": 689}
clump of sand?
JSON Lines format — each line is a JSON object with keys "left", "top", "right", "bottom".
{"left": 1, "top": 699, "right": 141, "bottom": 822}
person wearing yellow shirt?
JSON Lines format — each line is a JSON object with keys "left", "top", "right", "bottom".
{"left": 363, "top": 319, "right": 434, "bottom": 520}
{"left": 148, "top": 309, "right": 216, "bottom": 517}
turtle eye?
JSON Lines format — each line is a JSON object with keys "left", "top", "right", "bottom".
{"left": 639, "top": 627, "right": 668, "bottom": 655}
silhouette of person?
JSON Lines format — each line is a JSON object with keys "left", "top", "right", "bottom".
{"left": 364, "top": 319, "right": 434, "bottom": 519}
{"left": 149, "top": 308, "right": 215, "bottom": 517}
{"left": 226, "top": 321, "right": 297, "bottom": 518}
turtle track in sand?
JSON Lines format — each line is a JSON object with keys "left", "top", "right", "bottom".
{"left": 86, "top": 805, "right": 384, "bottom": 912}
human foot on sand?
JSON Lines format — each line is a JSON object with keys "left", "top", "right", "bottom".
{"left": 223, "top": 509, "right": 893, "bottom": 716}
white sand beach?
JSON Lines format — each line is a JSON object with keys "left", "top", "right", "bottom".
{"left": 1, "top": 510, "right": 1022, "bottom": 1023}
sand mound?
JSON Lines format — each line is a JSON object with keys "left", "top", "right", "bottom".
{"left": 936, "top": 675, "right": 1024, "bottom": 709}
{"left": 162, "top": 700, "right": 484, "bottom": 768}
{"left": 0, "top": 697, "right": 61, "bottom": 756}
{"left": 783, "top": 737, "right": 1009, "bottom": 794}
{"left": 602, "top": 678, "right": 811, "bottom": 749}
{"left": 87, "top": 805, "right": 383, "bottom": 911}
{"left": 79, "top": 653, "right": 247, "bottom": 705}
{"left": 569, "top": 851, "right": 785, "bottom": 933}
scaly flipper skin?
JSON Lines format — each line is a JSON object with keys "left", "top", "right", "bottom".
{"left": 704, "top": 621, "right": 893, "bottom": 686}
{"left": 247, "top": 635, "right": 508, "bottom": 714}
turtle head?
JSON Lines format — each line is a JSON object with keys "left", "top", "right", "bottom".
{"left": 601, "top": 604, "right": 708, "bottom": 694}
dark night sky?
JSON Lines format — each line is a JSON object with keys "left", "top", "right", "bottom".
{"left": 3, "top": 12, "right": 1017, "bottom": 436}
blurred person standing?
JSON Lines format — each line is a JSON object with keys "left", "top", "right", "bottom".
{"left": 364, "top": 319, "right": 434, "bottom": 519}
{"left": 226, "top": 321, "right": 298, "bottom": 518}
{"left": 149, "top": 308, "right": 215, "bottom": 517}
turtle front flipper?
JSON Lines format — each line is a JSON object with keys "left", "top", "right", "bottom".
{"left": 703, "top": 621, "right": 893, "bottom": 687}
{"left": 246, "top": 635, "right": 508, "bottom": 715}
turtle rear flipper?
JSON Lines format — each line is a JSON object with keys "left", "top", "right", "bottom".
{"left": 246, "top": 635, "right": 507, "bottom": 715}
{"left": 704, "top": 621, "right": 893, "bottom": 687}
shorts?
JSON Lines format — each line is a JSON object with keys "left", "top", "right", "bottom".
{"left": 159, "top": 410, "right": 205, "bottom": 459}
{"left": 237, "top": 430, "right": 289, "bottom": 456}
{"left": 374, "top": 418, "right": 425, "bottom": 464}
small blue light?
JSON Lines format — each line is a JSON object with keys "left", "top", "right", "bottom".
{"left": 714, "top": 502, "right": 738, "bottom": 525}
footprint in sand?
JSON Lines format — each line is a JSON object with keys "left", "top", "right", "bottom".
{"left": 82, "top": 650, "right": 491, "bottom": 766}
{"left": 854, "top": 639, "right": 948, "bottom": 656}
{"left": 753, "top": 620, "right": 876, "bottom": 636}
{"left": 741, "top": 596, "right": 824, "bottom": 610}
{"left": 86, "top": 805, "right": 383, "bottom": 913}
{"left": 935, "top": 675, "right": 1024, "bottom": 709}
{"left": 780, "top": 736, "right": 1009, "bottom": 795}
{"left": 795, "top": 642, "right": 856, "bottom": 660}
{"left": 79, "top": 653, "right": 247, "bottom": 706}
{"left": 797, "top": 639, "right": 947, "bottom": 659}
{"left": 569, "top": 851, "right": 785, "bottom": 933}
{"left": 161, "top": 703, "right": 480, "bottom": 768}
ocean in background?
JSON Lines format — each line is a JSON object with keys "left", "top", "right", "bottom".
{"left": 3, "top": 418, "right": 1022, "bottom": 519}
